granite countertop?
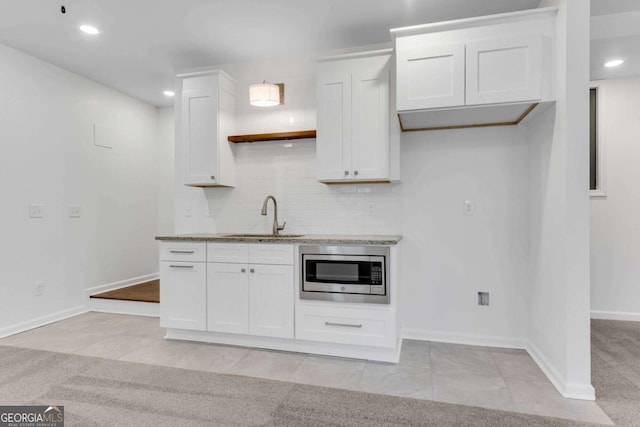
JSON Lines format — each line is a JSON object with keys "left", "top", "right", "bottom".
{"left": 155, "top": 233, "right": 402, "bottom": 245}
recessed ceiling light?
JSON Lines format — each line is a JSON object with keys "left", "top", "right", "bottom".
{"left": 604, "top": 59, "right": 624, "bottom": 68}
{"left": 79, "top": 25, "right": 100, "bottom": 35}
{"left": 163, "top": 90, "right": 175, "bottom": 97}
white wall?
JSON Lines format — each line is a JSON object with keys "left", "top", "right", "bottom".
{"left": 527, "top": 0, "right": 593, "bottom": 399}
{"left": 400, "top": 126, "right": 530, "bottom": 346}
{"left": 591, "top": 76, "right": 640, "bottom": 320}
{"left": 0, "top": 42, "right": 160, "bottom": 335}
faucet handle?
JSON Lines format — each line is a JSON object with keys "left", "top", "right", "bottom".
{"left": 277, "top": 221, "right": 286, "bottom": 231}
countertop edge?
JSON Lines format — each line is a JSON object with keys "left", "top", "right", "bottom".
{"left": 155, "top": 235, "right": 402, "bottom": 245}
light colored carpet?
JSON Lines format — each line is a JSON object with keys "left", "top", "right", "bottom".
{"left": 592, "top": 319, "right": 640, "bottom": 427}
{"left": 0, "top": 345, "right": 601, "bottom": 427}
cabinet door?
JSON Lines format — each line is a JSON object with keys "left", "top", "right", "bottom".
{"left": 181, "top": 83, "right": 219, "bottom": 186}
{"left": 248, "top": 265, "right": 294, "bottom": 338}
{"left": 466, "top": 35, "right": 542, "bottom": 105}
{"left": 160, "top": 261, "right": 206, "bottom": 330}
{"left": 396, "top": 42, "right": 465, "bottom": 111}
{"left": 316, "top": 64, "right": 352, "bottom": 181}
{"left": 351, "top": 56, "right": 390, "bottom": 180}
{"left": 207, "top": 263, "right": 249, "bottom": 334}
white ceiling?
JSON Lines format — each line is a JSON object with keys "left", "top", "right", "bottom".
{"left": 2, "top": 1, "right": 634, "bottom": 106}
{"left": 0, "top": 0, "right": 540, "bottom": 106}
{"left": 591, "top": 0, "right": 640, "bottom": 81}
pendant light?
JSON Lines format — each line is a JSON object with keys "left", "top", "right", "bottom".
{"left": 249, "top": 81, "right": 284, "bottom": 107}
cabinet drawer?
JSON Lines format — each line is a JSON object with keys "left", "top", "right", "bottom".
{"left": 295, "top": 304, "right": 396, "bottom": 348}
{"left": 249, "top": 244, "right": 293, "bottom": 265}
{"left": 207, "top": 243, "right": 249, "bottom": 264}
{"left": 160, "top": 241, "right": 206, "bottom": 262}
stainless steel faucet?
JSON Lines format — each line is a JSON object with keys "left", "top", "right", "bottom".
{"left": 261, "top": 195, "right": 286, "bottom": 235}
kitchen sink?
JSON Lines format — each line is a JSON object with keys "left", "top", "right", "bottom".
{"left": 223, "top": 233, "right": 304, "bottom": 238}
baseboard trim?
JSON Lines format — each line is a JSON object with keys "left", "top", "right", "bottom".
{"left": 84, "top": 273, "right": 159, "bottom": 304}
{"left": 591, "top": 310, "right": 640, "bottom": 322}
{"left": 0, "top": 306, "right": 87, "bottom": 339}
{"left": 89, "top": 298, "right": 159, "bottom": 318}
{"left": 526, "top": 341, "right": 595, "bottom": 401}
{"left": 401, "top": 328, "right": 526, "bottom": 350}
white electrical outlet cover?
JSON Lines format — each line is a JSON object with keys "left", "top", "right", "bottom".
{"left": 69, "top": 205, "right": 81, "bottom": 218}
{"left": 29, "top": 204, "right": 44, "bottom": 218}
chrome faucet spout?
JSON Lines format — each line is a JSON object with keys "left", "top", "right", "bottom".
{"left": 261, "top": 195, "right": 286, "bottom": 235}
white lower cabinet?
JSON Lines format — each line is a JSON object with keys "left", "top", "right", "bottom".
{"left": 206, "top": 243, "right": 294, "bottom": 339}
{"left": 159, "top": 261, "right": 207, "bottom": 331}
{"left": 160, "top": 240, "right": 398, "bottom": 362}
{"left": 207, "top": 262, "right": 249, "bottom": 334}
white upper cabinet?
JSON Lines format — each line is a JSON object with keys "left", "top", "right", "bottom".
{"left": 392, "top": 7, "right": 557, "bottom": 131}
{"left": 466, "top": 35, "right": 543, "bottom": 105}
{"left": 177, "top": 70, "right": 236, "bottom": 187}
{"left": 396, "top": 43, "right": 465, "bottom": 111}
{"left": 316, "top": 50, "right": 391, "bottom": 183}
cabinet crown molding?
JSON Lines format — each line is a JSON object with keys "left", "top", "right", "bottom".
{"left": 390, "top": 6, "right": 558, "bottom": 39}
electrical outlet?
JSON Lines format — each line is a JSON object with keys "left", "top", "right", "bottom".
{"left": 464, "top": 200, "right": 475, "bottom": 216}
{"left": 367, "top": 202, "right": 376, "bottom": 216}
{"left": 35, "top": 281, "right": 45, "bottom": 297}
{"left": 69, "top": 205, "right": 81, "bottom": 218}
{"left": 477, "top": 292, "right": 490, "bottom": 306}
{"left": 29, "top": 204, "right": 44, "bottom": 218}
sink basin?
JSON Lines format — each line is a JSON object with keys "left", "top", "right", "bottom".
{"left": 223, "top": 233, "right": 304, "bottom": 238}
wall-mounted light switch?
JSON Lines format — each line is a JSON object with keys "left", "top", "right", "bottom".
{"left": 185, "top": 204, "right": 193, "bottom": 217}
{"left": 464, "top": 200, "right": 475, "bottom": 216}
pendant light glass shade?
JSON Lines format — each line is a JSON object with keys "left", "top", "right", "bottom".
{"left": 249, "top": 82, "right": 281, "bottom": 107}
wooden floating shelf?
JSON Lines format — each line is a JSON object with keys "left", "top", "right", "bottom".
{"left": 228, "top": 130, "right": 316, "bottom": 143}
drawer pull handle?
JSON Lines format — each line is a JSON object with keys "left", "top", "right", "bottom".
{"left": 250, "top": 268, "right": 255, "bottom": 273}
{"left": 169, "top": 265, "right": 195, "bottom": 269}
{"left": 241, "top": 268, "right": 246, "bottom": 273}
{"left": 169, "top": 250, "right": 195, "bottom": 254}
{"left": 325, "top": 321, "right": 362, "bottom": 328}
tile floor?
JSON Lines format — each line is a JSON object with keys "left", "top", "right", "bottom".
{"left": 0, "top": 312, "right": 612, "bottom": 425}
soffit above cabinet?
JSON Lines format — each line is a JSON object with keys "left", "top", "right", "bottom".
{"left": 391, "top": 7, "right": 558, "bottom": 132}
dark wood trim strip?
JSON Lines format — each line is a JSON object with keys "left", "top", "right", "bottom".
{"left": 228, "top": 130, "right": 316, "bottom": 143}
{"left": 321, "top": 180, "right": 392, "bottom": 185}
{"left": 514, "top": 103, "right": 539, "bottom": 124}
{"left": 397, "top": 102, "right": 540, "bottom": 132}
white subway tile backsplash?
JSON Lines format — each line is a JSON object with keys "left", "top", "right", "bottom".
{"left": 204, "top": 141, "right": 402, "bottom": 235}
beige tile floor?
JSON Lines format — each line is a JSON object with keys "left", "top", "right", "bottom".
{"left": 0, "top": 312, "right": 612, "bottom": 425}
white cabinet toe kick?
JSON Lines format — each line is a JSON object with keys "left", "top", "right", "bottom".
{"left": 158, "top": 239, "right": 401, "bottom": 363}
{"left": 165, "top": 328, "right": 401, "bottom": 363}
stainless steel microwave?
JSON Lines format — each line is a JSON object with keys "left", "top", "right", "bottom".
{"left": 300, "top": 245, "right": 390, "bottom": 304}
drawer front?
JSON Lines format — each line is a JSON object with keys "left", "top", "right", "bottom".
{"left": 160, "top": 241, "right": 206, "bottom": 262}
{"left": 207, "top": 243, "right": 249, "bottom": 264}
{"left": 295, "top": 304, "right": 396, "bottom": 348}
{"left": 249, "top": 244, "right": 294, "bottom": 265}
